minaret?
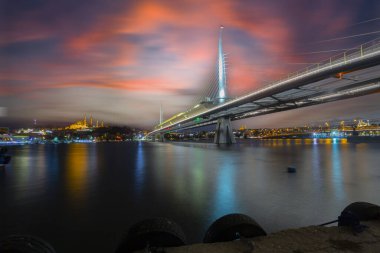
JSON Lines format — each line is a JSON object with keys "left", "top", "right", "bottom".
{"left": 84, "top": 114, "right": 87, "bottom": 126}
{"left": 90, "top": 115, "right": 93, "bottom": 127}
{"left": 218, "top": 25, "right": 227, "bottom": 104}
{"left": 101, "top": 121, "right": 104, "bottom": 127}
{"left": 96, "top": 120, "right": 99, "bottom": 128}
{"left": 160, "top": 103, "right": 163, "bottom": 124}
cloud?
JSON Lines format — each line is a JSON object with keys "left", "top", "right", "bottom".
{"left": 1, "top": 0, "right": 379, "bottom": 127}
{"left": 52, "top": 78, "right": 181, "bottom": 93}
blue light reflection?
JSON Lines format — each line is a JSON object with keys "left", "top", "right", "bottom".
{"left": 213, "top": 159, "right": 237, "bottom": 219}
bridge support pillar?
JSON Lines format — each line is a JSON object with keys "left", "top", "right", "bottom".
{"left": 214, "top": 117, "right": 236, "bottom": 144}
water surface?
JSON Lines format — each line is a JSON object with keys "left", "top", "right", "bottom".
{"left": 1, "top": 140, "right": 380, "bottom": 252}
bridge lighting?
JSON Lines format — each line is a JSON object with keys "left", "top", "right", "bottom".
{"left": 218, "top": 25, "right": 227, "bottom": 103}
{"left": 335, "top": 72, "right": 344, "bottom": 79}
{"left": 219, "top": 89, "right": 225, "bottom": 98}
{"left": 334, "top": 70, "right": 355, "bottom": 79}
{"left": 193, "top": 104, "right": 200, "bottom": 108}
{"left": 311, "top": 83, "right": 380, "bottom": 101}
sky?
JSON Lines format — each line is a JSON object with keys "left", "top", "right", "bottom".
{"left": 1, "top": 0, "right": 380, "bottom": 129}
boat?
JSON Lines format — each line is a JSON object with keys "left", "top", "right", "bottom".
{"left": 0, "top": 147, "right": 11, "bottom": 166}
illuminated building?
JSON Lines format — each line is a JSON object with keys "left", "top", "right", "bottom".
{"left": 357, "top": 119, "right": 370, "bottom": 127}
{"left": 66, "top": 114, "right": 105, "bottom": 130}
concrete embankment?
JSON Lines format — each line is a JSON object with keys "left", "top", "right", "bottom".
{"left": 138, "top": 220, "right": 380, "bottom": 253}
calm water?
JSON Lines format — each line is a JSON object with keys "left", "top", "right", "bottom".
{"left": 1, "top": 140, "right": 380, "bottom": 252}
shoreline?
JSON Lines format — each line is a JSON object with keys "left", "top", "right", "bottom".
{"left": 138, "top": 220, "right": 380, "bottom": 253}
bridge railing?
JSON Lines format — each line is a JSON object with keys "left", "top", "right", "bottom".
{"left": 270, "top": 37, "right": 380, "bottom": 88}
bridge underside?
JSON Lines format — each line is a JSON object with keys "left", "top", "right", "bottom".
{"left": 224, "top": 65, "right": 380, "bottom": 121}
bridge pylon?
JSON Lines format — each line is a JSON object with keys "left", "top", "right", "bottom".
{"left": 213, "top": 26, "right": 235, "bottom": 144}
{"left": 214, "top": 116, "right": 236, "bottom": 144}
{"left": 153, "top": 133, "right": 165, "bottom": 142}
{"left": 217, "top": 25, "right": 227, "bottom": 104}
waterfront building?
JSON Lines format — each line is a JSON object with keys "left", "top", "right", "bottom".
{"left": 66, "top": 114, "right": 105, "bottom": 130}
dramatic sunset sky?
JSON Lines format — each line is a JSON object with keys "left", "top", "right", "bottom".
{"left": 1, "top": 0, "right": 379, "bottom": 128}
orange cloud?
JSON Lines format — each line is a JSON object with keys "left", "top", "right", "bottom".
{"left": 64, "top": 0, "right": 296, "bottom": 91}
{"left": 53, "top": 78, "right": 177, "bottom": 92}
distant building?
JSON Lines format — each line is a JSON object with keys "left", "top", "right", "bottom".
{"left": 66, "top": 114, "right": 104, "bottom": 130}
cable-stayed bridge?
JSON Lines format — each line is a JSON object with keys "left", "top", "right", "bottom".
{"left": 148, "top": 27, "right": 380, "bottom": 144}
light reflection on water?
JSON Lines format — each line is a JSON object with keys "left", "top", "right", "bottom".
{"left": 213, "top": 158, "right": 237, "bottom": 219}
{"left": 135, "top": 141, "right": 145, "bottom": 193}
{"left": 66, "top": 144, "right": 89, "bottom": 206}
{"left": 331, "top": 142, "right": 344, "bottom": 199}
{"left": 1, "top": 139, "right": 380, "bottom": 253}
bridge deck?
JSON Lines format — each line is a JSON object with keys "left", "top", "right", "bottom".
{"left": 150, "top": 38, "right": 380, "bottom": 135}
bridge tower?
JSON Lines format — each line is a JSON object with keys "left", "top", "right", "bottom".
{"left": 217, "top": 25, "right": 227, "bottom": 104}
{"left": 214, "top": 26, "right": 236, "bottom": 144}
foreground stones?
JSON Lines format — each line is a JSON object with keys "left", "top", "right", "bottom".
{"left": 137, "top": 220, "right": 380, "bottom": 253}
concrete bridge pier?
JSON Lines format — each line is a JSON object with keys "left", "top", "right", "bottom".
{"left": 214, "top": 117, "right": 236, "bottom": 144}
{"left": 151, "top": 134, "right": 165, "bottom": 142}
